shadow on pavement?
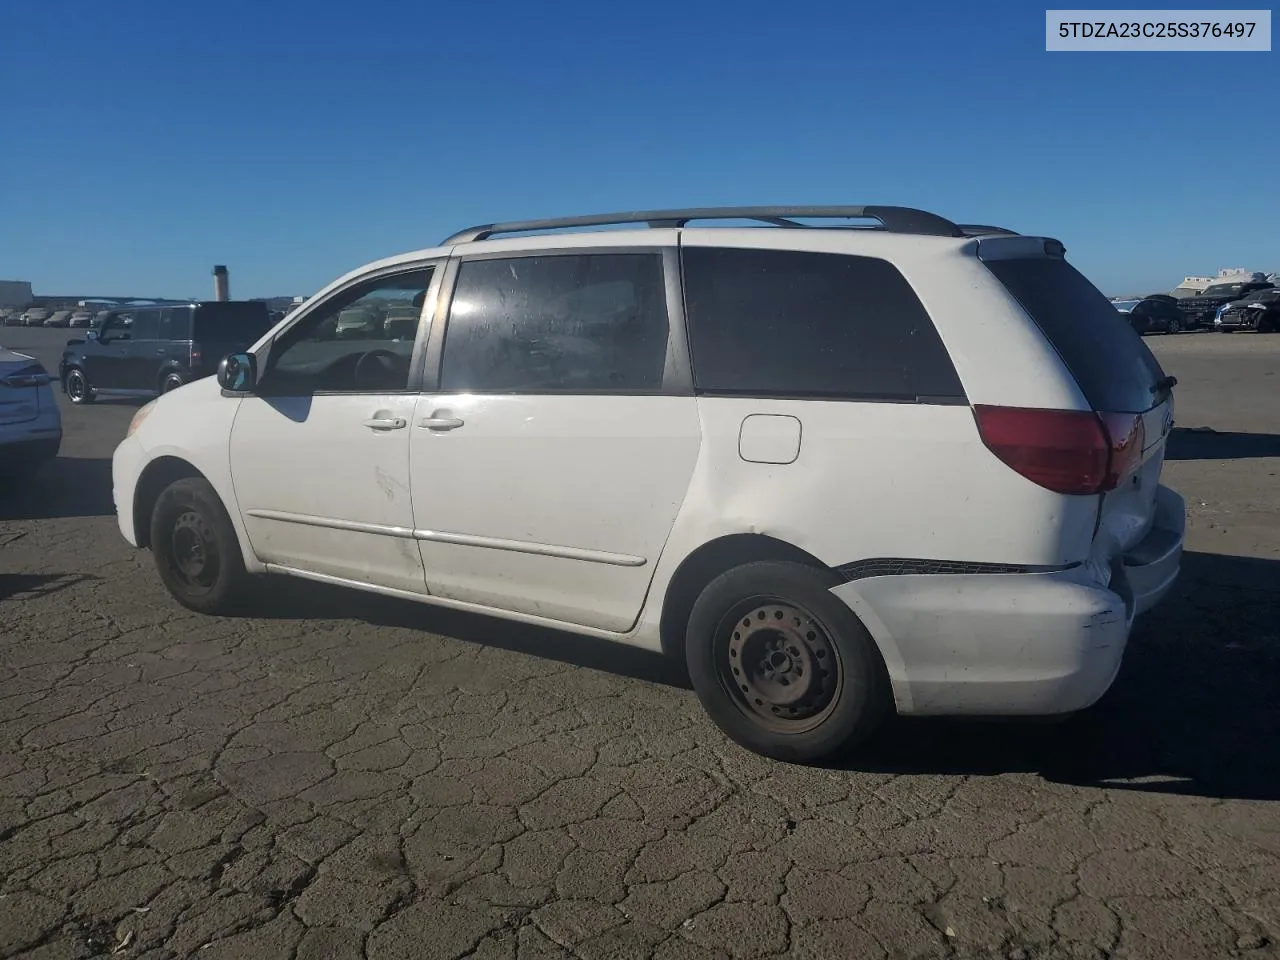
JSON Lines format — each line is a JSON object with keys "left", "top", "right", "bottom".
{"left": 244, "top": 577, "right": 691, "bottom": 690}
{"left": 851, "top": 551, "right": 1280, "bottom": 802}
{"left": 0, "top": 573, "right": 100, "bottom": 602}
{"left": 1165, "top": 426, "right": 1280, "bottom": 461}
{"left": 0, "top": 457, "right": 114, "bottom": 521}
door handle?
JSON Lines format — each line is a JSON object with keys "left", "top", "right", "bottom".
{"left": 419, "top": 416, "right": 464, "bottom": 431}
{"left": 363, "top": 417, "right": 407, "bottom": 431}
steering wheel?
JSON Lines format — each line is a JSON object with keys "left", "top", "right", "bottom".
{"left": 353, "top": 349, "right": 400, "bottom": 389}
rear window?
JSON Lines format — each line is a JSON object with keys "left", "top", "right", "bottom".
{"left": 681, "top": 247, "right": 965, "bottom": 402}
{"left": 982, "top": 256, "right": 1165, "bottom": 414}
{"left": 193, "top": 302, "right": 273, "bottom": 343}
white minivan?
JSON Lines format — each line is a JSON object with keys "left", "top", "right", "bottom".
{"left": 112, "top": 206, "right": 1185, "bottom": 762}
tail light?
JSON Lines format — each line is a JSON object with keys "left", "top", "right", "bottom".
{"left": 973, "top": 405, "right": 1145, "bottom": 495}
{"left": 190, "top": 343, "right": 202, "bottom": 368}
{"left": 1, "top": 364, "right": 53, "bottom": 389}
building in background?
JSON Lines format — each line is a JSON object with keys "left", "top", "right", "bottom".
{"left": 1169, "top": 268, "right": 1276, "bottom": 298}
{"left": 0, "top": 280, "right": 33, "bottom": 309}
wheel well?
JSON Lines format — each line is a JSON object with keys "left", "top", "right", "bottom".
{"left": 133, "top": 456, "right": 205, "bottom": 548}
{"left": 658, "top": 534, "right": 831, "bottom": 661}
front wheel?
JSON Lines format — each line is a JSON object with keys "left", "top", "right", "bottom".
{"left": 685, "top": 560, "right": 891, "bottom": 763}
{"left": 64, "top": 368, "right": 95, "bottom": 404}
{"left": 150, "top": 476, "right": 252, "bottom": 615}
{"left": 1167, "top": 316, "right": 1181, "bottom": 334}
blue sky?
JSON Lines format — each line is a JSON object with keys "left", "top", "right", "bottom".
{"left": 1, "top": 0, "right": 1276, "bottom": 298}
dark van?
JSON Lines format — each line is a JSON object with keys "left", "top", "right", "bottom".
{"left": 59, "top": 301, "right": 273, "bottom": 404}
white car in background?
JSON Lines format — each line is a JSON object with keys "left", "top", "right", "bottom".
{"left": 0, "top": 347, "right": 61, "bottom": 477}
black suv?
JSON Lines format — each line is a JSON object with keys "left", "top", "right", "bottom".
{"left": 60, "top": 301, "right": 272, "bottom": 404}
{"left": 1176, "top": 280, "right": 1276, "bottom": 329}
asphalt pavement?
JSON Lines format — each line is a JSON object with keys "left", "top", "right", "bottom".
{"left": 1, "top": 326, "right": 1278, "bottom": 960}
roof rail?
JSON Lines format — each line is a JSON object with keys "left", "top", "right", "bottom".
{"left": 441, "top": 205, "right": 966, "bottom": 245}
{"left": 957, "top": 224, "right": 1021, "bottom": 237}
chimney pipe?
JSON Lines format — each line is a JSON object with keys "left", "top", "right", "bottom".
{"left": 212, "top": 265, "right": 229, "bottom": 302}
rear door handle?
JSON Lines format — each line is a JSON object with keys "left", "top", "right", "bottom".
{"left": 419, "top": 416, "right": 464, "bottom": 431}
{"left": 363, "top": 417, "right": 407, "bottom": 431}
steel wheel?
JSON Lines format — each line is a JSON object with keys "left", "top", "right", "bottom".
{"left": 168, "top": 510, "right": 221, "bottom": 594}
{"left": 716, "top": 598, "right": 844, "bottom": 734}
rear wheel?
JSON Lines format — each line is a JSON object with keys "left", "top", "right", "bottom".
{"left": 685, "top": 560, "right": 891, "bottom": 763}
{"left": 150, "top": 477, "right": 252, "bottom": 615}
{"left": 64, "top": 368, "right": 95, "bottom": 404}
{"left": 160, "top": 372, "right": 186, "bottom": 394}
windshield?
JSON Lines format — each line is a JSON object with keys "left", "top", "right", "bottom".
{"left": 1202, "top": 284, "right": 1248, "bottom": 297}
{"left": 1112, "top": 300, "right": 1141, "bottom": 312}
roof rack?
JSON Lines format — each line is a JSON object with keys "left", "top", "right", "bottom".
{"left": 441, "top": 205, "right": 969, "bottom": 245}
{"left": 957, "top": 224, "right": 1021, "bottom": 237}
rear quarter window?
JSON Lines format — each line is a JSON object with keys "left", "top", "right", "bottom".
{"left": 194, "top": 303, "right": 273, "bottom": 343}
{"left": 980, "top": 255, "right": 1165, "bottom": 414}
{"left": 681, "top": 247, "right": 965, "bottom": 402}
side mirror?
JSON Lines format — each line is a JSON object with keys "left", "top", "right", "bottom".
{"left": 217, "top": 352, "right": 257, "bottom": 393}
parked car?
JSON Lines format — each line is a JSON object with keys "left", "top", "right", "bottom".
{"left": 21, "top": 308, "right": 51, "bottom": 327}
{"left": 1214, "top": 288, "right": 1280, "bottom": 332}
{"left": 59, "top": 300, "right": 273, "bottom": 404}
{"left": 1177, "top": 279, "right": 1276, "bottom": 329}
{"left": 43, "top": 309, "right": 74, "bottom": 328}
{"left": 1112, "top": 294, "right": 1188, "bottom": 334}
{"left": 0, "top": 346, "right": 61, "bottom": 478}
{"left": 111, "top": 205, "right": 1184, "bottom": 763}
{"left": 68, "top": 310, "right": 95, "bottom": 328}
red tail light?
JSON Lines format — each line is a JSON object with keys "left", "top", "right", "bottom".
{"left": 190, "top": 343, "right": 202, "bottom": 367}
{"left": 973, "top": 405, "right": 1145, "bottom": 496}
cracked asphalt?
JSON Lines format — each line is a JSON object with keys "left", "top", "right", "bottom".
{"left": 1, "top": 328, "right": 1278, "bottom": 960}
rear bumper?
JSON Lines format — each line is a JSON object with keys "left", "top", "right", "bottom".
{"left": 1116, "top": 484, "right": 1184, "bottom": 618}
{"left": 831, "top": 485, "right": 1185, "bottom": 717}
{"left": 0, "top": 401, "right": 62, "bottom": 468}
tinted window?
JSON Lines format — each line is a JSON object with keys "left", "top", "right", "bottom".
{"left": 982, "top": 256, "right": 1165, "bottom": 414}
{"left": 159, "top": 307, "right": 193, "bottom": 341}
{"left": 129, "top": 309, "right": 161, "bottom": 340}
{"left": 440, "top": 253, "right": 669, "bottom": 393}
{"left": 194, "top": 302, "right": 273, "bottom": 344}
{"left": 260, "top": 270, "right": 432, "bottom": 394}
{"left": 681, "top": 247, "right": 964, "bottom": 401}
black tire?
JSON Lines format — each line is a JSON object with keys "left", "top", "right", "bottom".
{"left": 150, "top": 476, "right": 252, "bottom": 615}
{"left": 685, "top": 560, "right": 891, "bottom": 763}
{"left": 160, "top": 372, "right": 186, "bottom": 394}
{"left": 64, "top": 367, "right": 95, "bottom": 404}
{"left": 1167, "top": 316, "right": 1181, "bottom": 334}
